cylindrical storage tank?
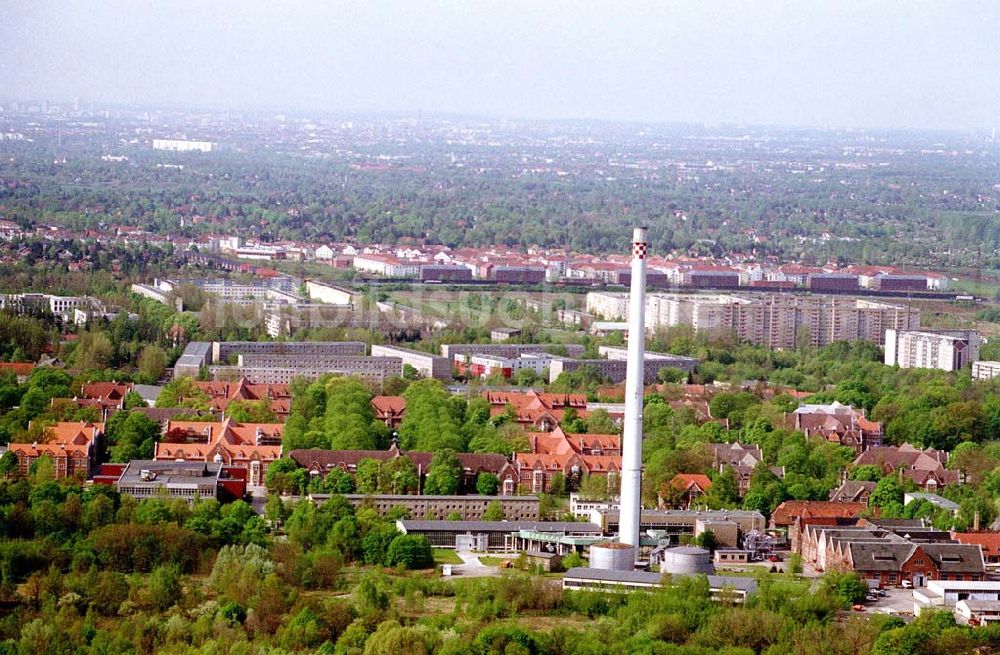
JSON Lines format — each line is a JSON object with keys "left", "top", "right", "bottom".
{"left": 659, "top": 546, "right": 714, "bottom": 576}
{"left": 589, "top": 541, "right": 635, "bottom": 571}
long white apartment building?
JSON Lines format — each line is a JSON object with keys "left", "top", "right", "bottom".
{"left": 885, "top": 329, "right": 980, "bottom": 372}
{"left": 586, "top": 291, "right": 919, "bottom": 350}
{"left": 304, "top": 280, "right": 359, "bottom": 307}
{"left": 973, "top": 361, "right": 1000, "bottom": 381}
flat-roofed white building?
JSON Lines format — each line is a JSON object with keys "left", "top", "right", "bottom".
{"left": 353, "top": 254, "right": 420, "bottom": 277}
{"left": 956, "top": 599, "right": 1000, "bottom": 625}
{"left": 973, "top": 361, "right": 1000, "bottom": 381}
{"left": 915, "top": 580, "right": 1000, "bottom": 615}
{"left": 371, "top": 344, "right": 451, "bottom": 380}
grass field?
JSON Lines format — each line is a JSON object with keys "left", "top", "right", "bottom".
{"left": 432, "top": 548, "right": 464, "bottom": 565}
{"left": 477, "top": 556, "right": 511, "bottom": 567}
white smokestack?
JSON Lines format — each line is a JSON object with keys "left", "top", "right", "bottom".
{"left": 619, "top": 226, "right": 647, "bottom": 553}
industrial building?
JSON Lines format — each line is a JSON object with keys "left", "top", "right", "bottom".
{"left": 561, "top": 568, "right": 757, "bottom": 602}
{"left": 396, "top": 519, "right": 603, "bottom": 551}
{"left": 588, "top": 509, "right": 766, "bottom": 548}
{"left": 99, "top": 460, "right": 246, "bottom": 501}
{"left": 308, "top": 494, "right": 540, "bottom": 521}
{"left": 493, "top": 266, "right": 546, "bottom": 284}
{"left": 419, "top": 265, "right": 473, "bottom": 282}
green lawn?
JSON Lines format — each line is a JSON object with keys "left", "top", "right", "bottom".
{"left": 432, "top": 548, "right": 463, "bottom": 565}
{"left": 478, "top": 556, "right": 512, "bottom": 567}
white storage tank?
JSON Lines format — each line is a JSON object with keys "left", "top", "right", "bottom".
{"left": 589, "top": 541, "right": 635, "bottom": 571}
{"left": 660, "top": 546, "right": 714, "bottom": 576}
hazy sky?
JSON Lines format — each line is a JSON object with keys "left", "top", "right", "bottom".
{"left": 3, "top": 0, "right": 998, "bottom": 129}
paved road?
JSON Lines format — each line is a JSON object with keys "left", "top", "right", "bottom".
{"left": 451, "top": 550, "right": 500, "bottom": 577}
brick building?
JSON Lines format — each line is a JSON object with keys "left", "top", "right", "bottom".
{"left": 194, "top": 378, "right": 292, "bottom": 419}
{"left": 853, "top": 444, "right": 961, "bottom": 491}
{"left": 786, "top": 401, "right": 883, "bottom": 453}
{"left": 154, "top": 418, "right": 284, "bottom": 486}
{"left": 513, "top": 426, "right": 621, "bottom": 495}
{"left": 8, "top": 421, "right": 105, "bottom": 479}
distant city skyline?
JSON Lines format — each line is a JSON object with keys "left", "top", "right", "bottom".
{"left": 3, "top": 1, "right": 999, "bottom": 131}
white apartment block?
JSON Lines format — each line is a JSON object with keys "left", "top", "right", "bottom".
{"left": 641, "top": 293, "right": 919, "bottom": 350}
{"left": 371, "top": 344, "right": 451, "bottom": 380}
{"left": 585, "top": 292, "right": 630, "bottom": 320}
{"left": 885, "top": 329, "right": 980, "bottom": 371}
{"left": 973, "top": 361, "right": 1000, "bottom": 381}
{"left": 152, "top": 139, "right": 215, "bottom": 153}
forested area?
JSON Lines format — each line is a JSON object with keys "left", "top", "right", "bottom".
{"left": 0, "top": 461, "right": 998, "bottom": 655}
{"left": 2, "top": 120, "right": 999, "bottom": 267}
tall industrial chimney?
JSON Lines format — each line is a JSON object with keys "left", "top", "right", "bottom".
{"left": 618, "top": 226, "right": 648, "bottom": 554}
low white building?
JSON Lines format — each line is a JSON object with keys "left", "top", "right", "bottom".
{"left": 914, "top": 580, "right": 1000, "bottom": 616}
{"left": 956, "top": 599, "right": 1000, "bottom": 625}
{"left": 569, "top": 493, "right": 620, "bottom": 520}
{"left": 972, "top": 361, "right": 1000, "bottom": 381}
{"left": 353, "top": 254, "right": 420, "bottom": 277}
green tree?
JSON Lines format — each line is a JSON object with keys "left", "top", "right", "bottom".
{"left": 136, "top": 345, "right": 167, "bottom": 383}
{"left": 399, "top": 379, "right": 464, "bottom": 451}
{"left": 424, "top": 450, "right": 462, "bottom": 495}
{"left": 226, "top": 398, "right": 277, "bottom": 423}
{"left": 156, "top": 377, "right": 210, "bottom": 410}
{"left": 324, "top": 377, "right": 381, "bottom": 450}
{"left": 483, "top": 500, "right": 504, "bottom": 521}
{"left": 106, "top": 411, "right": 160, "bottom": 462}
{"left": 146, "top": 564, "right": 183, "bottom": 611}
{"left": 385, "top": 535, "right": 434, "bottom": 569}
{"left": 870, "top": 476, "right": 904, "bottom": 514}
{"left": 850, "top": 465, "right": 883, "bottom": 482}
{"left": 73, "top": 332, "right": 113, "bottom": 372}
{"left": 476, "top": 472, "right": 500, "bottom": 496}
{"left": 822, "top": 571, "right": 867, "bottom": 607}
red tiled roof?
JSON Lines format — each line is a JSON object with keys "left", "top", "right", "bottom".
{"left": 669, "top": 473, "right": 713, "bottom": 492}
{"left": 0, "top": 363, "right": 35, "bottom": 377}
{"left": 771, "top": 500, "right": 866, "bottom": 526}
{"left": 952, "top": 533, "right": 1000, "bottom": 557}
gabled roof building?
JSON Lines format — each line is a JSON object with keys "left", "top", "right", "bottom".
{"left": 154, "top": 418, "right": 284, "bottom": 486}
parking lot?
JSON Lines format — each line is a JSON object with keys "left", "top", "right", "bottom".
{"left": 853, "top": 585, "right": 916, "bottom": 618}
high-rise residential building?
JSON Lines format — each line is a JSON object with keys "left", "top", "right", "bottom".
{"left": 640, "top": 293, "right": 919, "bottom": 350}
{"left": 885, "top": 329, "right": 980, "bottom": 371}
